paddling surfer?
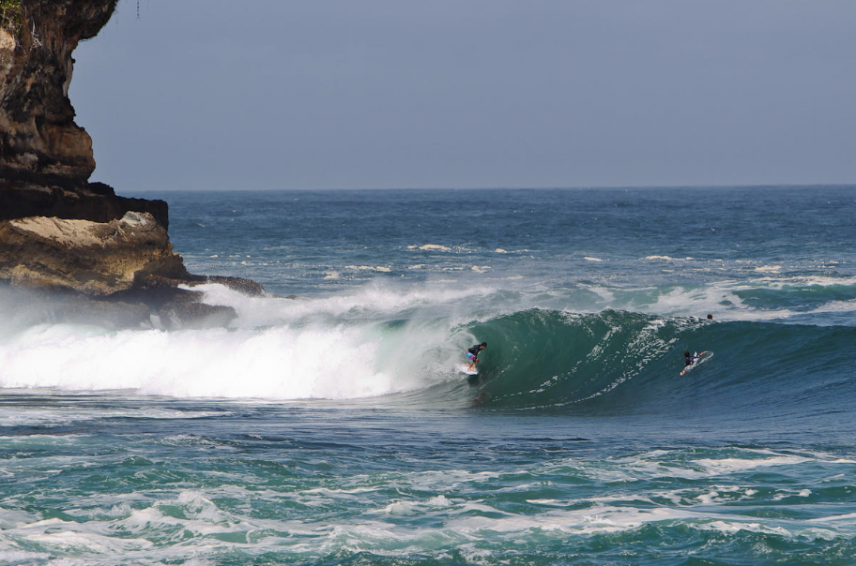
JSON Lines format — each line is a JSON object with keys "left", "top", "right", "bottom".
{"left": 681, "top": 349, "right": 708, "bottom": 375}
{"left": 684, "top": 350, "right": 698, "bottom": 368}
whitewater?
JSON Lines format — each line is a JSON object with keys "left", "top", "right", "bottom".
{"left": 1, "top": 187, "right": 855, "bottom": 565}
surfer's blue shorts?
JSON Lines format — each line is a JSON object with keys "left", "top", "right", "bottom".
{"left": 466, "top": 352, "right": 476, "bottom": 361}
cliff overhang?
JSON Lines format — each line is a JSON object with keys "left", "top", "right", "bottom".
{"left": 0, "top": 0, "right": 264, "bottom": 329}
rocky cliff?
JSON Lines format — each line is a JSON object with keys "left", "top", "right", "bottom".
{"left": 0, "top": 0, "right": 164, "bottom": 219}
{"left": 0, "top": 0, "right": 263, "bottom": 328}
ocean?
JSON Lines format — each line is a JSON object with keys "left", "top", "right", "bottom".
{"left": 1, "top": 186, "right": 856, "bottom": 565}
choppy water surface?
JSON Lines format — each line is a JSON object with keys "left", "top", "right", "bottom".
{"left": 1, "top": 187, "right": 855, "bottom": 565}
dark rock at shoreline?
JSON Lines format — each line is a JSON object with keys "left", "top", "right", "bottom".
{"left": 186, "top": 275, "right": 266, "bottom": 298}
{"left": 0, "top": 281, "right": 153, "bottom": 330}
{"left": 0, "top": 182, "right": 170, "bottom": 229}
{"left": 111, "top": 275, "right": 241, "bottom": 330}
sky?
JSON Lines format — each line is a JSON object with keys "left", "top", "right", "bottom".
{"left": 71, "top": 0, "right": 856, "bottom": 191}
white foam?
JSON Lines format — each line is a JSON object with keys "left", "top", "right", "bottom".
{"left": 772, "top": 489, "right": 813, "bottom": 501}
{"left": 0, "top": 551, "right": 51, "bottom": 564}
{"left": 0, "top": 285, "right": 488, "bottom": 400}
{"left": 701, "top": 520, "right": 791, "bottom": 537}
{"left": 375, "top": 494, "right": 453, "bottom": 517}
{"left": 805, "top": 299, "right": 856, "bottom": 317}
{"left": 0, "top": 507, "right": 38, "bottom": 530}
{"left": 809, "top": 512, "right": 856, "bottom": 523}
{"left": 692, "top": 455, "right": 810, "bottom": 475}
{"left": 444, "top": 504, "right": 694, "bottom": 537}
{"left": 1, "top": 470, "right": 846, "bottom": 564}
{"left": 0, "top": 406, "right": 225, "bottom": 428}
{"left": 696, "top": 491, "right": 720, "bottom": 505}
{"left": 0, "top": 323, "right": 443, "bottom": 400}
{"left": 544, "top": 448, "right": 841, "bottom": 487}
{"left": 571, "top": 271, "right": 856, "bottom": 322}
{"left": 188, "top": 282, "right": 496, "bottom": 326}
{"left": 407, "top": 244, "right": 453, "bottom": 252}
{"left": 10, "top": 517, "right": 153, "bottom": 554}
{"left": 344, "top": 265, "right": 392, "bottom": 272}
{"left": 747, "top": 274, "right": 856, "bottom": 288}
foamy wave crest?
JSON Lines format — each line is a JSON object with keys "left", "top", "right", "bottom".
{"left": 188, "top": 283, "right": 496, "bottom": 327}
{"left": 0, "top": 282, "right": 500, "bottom": 400}
{"left": 0, "top": 316, "right": 466, "bottom": 400}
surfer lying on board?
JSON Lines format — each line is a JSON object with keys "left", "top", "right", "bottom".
{"left": 683, "top": 350, "right": 708, "bottom": 372}
{"left": 684, "top": 350, "right": 698, "bottom": 368}
{"left": 466, "top": 342, "right": 487, "bottom": 372}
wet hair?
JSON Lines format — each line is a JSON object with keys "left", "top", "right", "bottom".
{"left": 684, "top": 351, "right": 691, "bottom": 357}
{"left": 707, "top": 314, "right": 713, "bottom": 320}
{"left": 481, "top": 342, "right": 488, "bottom": 348}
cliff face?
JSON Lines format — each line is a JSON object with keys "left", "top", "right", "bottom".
{"left": 1, "top": 0, "right": 113, "bottom": 188}
{"left": 0, "top": 0, "right": 165, "bottom": 226}
{"left": 0, "top": 1, "right": 264, "bottom": 326}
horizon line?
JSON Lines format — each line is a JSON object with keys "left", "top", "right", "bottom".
{"left": 113, "top": 182, "right": 856, "bottom": 193}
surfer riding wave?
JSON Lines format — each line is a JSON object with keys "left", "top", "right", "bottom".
{"left": 466, "top": 342, "right": 487, "bottom": 373}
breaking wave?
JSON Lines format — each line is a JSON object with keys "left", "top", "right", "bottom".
{"left": 1, "top": 280, "right": 853, "bottom": 420}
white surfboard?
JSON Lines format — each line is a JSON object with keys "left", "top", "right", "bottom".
{"left": 457, "top": 364, "right": 478, "bottom": 376}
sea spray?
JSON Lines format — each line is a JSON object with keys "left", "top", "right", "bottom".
{"left": 0, "top": 319, "right": 460, "bottom": 400}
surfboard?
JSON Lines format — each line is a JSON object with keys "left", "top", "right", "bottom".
{"left": 680, "top": 351, "right": 711, "bottom": 376}
{"left": 457, "top": 364, "right": 478, "bottom": 376}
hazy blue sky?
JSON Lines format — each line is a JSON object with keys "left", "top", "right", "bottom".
{"left": 71, "top": 0, "right": 856, "bottom": 191}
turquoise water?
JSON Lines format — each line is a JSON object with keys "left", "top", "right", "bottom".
{"left": 1, "top": 187, "right": 856, "bottom": 564}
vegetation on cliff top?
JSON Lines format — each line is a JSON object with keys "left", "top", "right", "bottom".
{"left": 0, "top": 0, "right": 22, "bottom": 36}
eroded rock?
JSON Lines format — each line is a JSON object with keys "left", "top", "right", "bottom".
{"left": 0, "top": 211, "right": 188, "bottom": 295}
{"left": 0, "top": 1, "right": 268, "bottom": 328}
